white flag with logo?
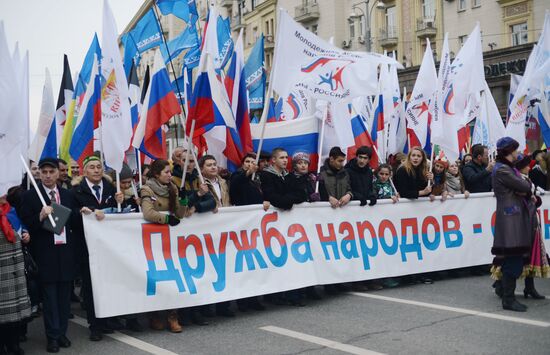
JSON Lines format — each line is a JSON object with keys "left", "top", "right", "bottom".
{"left": 506, "top": 11, "right": 550, "bottom": 149}
{"left": 101, "top": 0, "right": 133, "bottom": 172}
{"left": 431, "top": 33, "right": 460, "bottom": 162}
{"left": 405, "top": 39, "right": 437, "bottom": 148}
{"left": 271, "top": 9, "right": 401, "bottom": 103}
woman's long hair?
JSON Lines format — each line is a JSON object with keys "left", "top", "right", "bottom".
{"left": 148, "top": 159, "right": 177, "bottom": 213}
{"left": 401, "top": 147, "right": 428, "bottom": 178}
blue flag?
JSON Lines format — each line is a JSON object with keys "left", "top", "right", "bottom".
{"left": 244, "top": 35, "right": 265, "bottom": 110}
{"left": 216, "top": 16, "right": 234, "bottom": 69}
{"left": 184, "top": 45, "right": 201, "bottom": 69}
{"left": 160, "top": 24, "right": 200, "bottom": 63}
{"left": 121, "top": 8, "right": 162, "bottom": 76}
{"left": 157, "top": 0, "right": 190, "bottom": 22}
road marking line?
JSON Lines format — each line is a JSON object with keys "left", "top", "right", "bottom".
{"left": 349, "top": 292, "right": 550, "bottom": 328}
{"left": 71, "top": 315, "right": 179, "bottom": 355}
{"left": 260, "top": 325, "right": 386, "bottom": 355}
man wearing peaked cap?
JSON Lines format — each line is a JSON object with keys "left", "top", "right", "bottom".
{"left": 19, "top": 157, "right": 78, "bottom": 353}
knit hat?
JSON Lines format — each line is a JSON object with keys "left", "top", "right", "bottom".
{"left": 292, "top": 152, "right": 310, "bottom": 165}
{"left": 434, "top": 157, "right": 449, "bottom": 169}
{"left": 82, "top": 155, "right": 101, "bottom": 168}
{"left": 514, "top": 153, "right": 532, "bottom": 170}
{"left": 496, "top": 137, "right": 519, "bottom": 155}
{"left": 119, "top": 163, "right": 133, "bottom": 180}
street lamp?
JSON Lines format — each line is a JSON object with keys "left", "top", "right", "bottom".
{"left": 350, "top": 0, "right": 385, "bottom": 52}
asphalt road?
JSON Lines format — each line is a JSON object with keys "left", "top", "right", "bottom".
{"left": 21, "top": 275, "right": 550, "bottom": 355}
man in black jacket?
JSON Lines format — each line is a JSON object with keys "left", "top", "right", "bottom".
{"left": 71, "top": 155, "right": 123, "bottom": 341}
{"left": 260, "top": 148, "right": 296, "bottom": 210}
{"left": 230, "top": 153, "right": 269, "bottom": 209}
{"left": 20, "top": 158, "right": 79, "bottom": 353}
{"left": 345, "top": 146, "right": 376, "bottom": 206}
{"left": 463, "top": 144, "right": 494, "bottom": 193}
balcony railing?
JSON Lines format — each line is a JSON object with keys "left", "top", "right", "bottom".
{"left": 294, "top": 2, "right": 320, "bottom": 22}
{"left": 379, "top": 26, "right": 398, "bottom": 47}
{"left": 416, "top": 16, "right": 437, "bottom": 37}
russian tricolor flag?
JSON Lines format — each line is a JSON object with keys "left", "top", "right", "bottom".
{"left": 251, "top": 116, "right": 319, "bottom": 171}
{"left": 69, "top": 54, "right": 101, "bottom": 166}
{"left": 132, "top": 50, "right": 181, "bottom": 159}
{"left": 371, "top": 93, "right": 385, "bottom": 161}
{"left": 224, "top": 29, "right": 252, "bottom": 153}
{"left": 188, "top": 53, "right": 243, "bottom": 171}
{"left": 348, "top": 113, "right": 378, "bottom": 169}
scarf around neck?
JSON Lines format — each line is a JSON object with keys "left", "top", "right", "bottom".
{"left": 445, "top": 172, "right": 462, "bottom": 193}
{"left": 146, "top": 178, "right": 170, "bottom": 198}
{"left": 0, "top": 202, "right": 15, "bottom": 243}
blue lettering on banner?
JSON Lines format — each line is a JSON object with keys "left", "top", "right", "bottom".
{"left": 230, "top": 229, "right": 268, "bottom": 272}
{"left": 400, "top": 218, "right": 423, "bottom": 262}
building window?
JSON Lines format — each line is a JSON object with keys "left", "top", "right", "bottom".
{"left": 270, "top": 18, "right": 274, "bottom": 36}
{"left": 265, "top": 20, "right": 270, "bottom": 35}
{"left": 385, "top": 6, "right": 396, "bottom": 37}
{"left": 472, "top": 0, "right": 481, "bottom": 8}
{"left": 511, "top": 22, "right": 528, "bottom": 45}
{"left": 350, "top": 21, "right": 355, "bottom": 38}
{"left": 358, "top": 16, "right": 364, "bottom": 36}
{"left": 458, "top": 35, "right": 467, "bottom": 47}
{"left": 458, "top": 0, "right": 466, "bottom": 11}
{"left": 422, "top": 0, "right": 435, "bottom": 19}
{"left": 311, "top": 24, "right": 318, "bottom": 35}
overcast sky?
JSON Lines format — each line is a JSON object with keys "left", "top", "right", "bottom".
{"left": 0, "top": 0, "right": 144, "bottom": 133}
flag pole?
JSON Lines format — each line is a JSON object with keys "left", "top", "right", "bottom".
{"left": 136, "top": 148, "right": 143, "bottom": 188}
{"left": 116, "top": 171, "right": 121, "bottom": 212}
{"left": 130, "top": 180, "right": 141, "bottom": 212}
{"left": 19, "top": 155, "right": 56, "bottom": 228}
{"left": 428, "top": 143, "right": 435, "bottom": 187}
{"left": 151, "top": 1, "right": 188, "bottom": 133}
{"left": 180, "top": 119, "right": 197, "bottom": 189}
{"left": 315, "top": 102, "right": 328, "bottom": 193}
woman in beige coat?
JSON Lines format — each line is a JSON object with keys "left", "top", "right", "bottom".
{"left": 140, "top": 159, "right": 188, "bottom": 332}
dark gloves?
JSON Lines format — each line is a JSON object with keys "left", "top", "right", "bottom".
{"left": 535, "top": 195, "right": 542, "bottom": 208}
{"left": 309, "top": 192, "right": 321, "bottom": 202}
{"left": 166, "top": 215, "right": 180, "bottom": 226}
{"left": 360, "top": 197, "right": 377, "bottom": 206}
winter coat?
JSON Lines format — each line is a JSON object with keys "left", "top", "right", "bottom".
{"left": 0, "top": 229, "right": 31, "bottom": 324}
{"left": 319, "top": 160, "right": 353, "bottom": 201}
{"left": 394, "top": 165, "right": 428, "bottom": 199}
{"left": 345, "top": 158, "right": 375, "bottom": 202}
{"left": 374, "top": 179, "right": 396, "bottom": 199}
{"left": 286, "top": 173, "right": 316, "bottom": 204}
{"left": 260, "top": 167, "right": 295, "bottom": 210}
{"left": 19, "top": 184, "right": 80, "bottom": 283}
{"left": 71, "top": 176, "right": 119, "bottom": 259}
{"left": 528, "top": 164, "right": 547, "bottom": 190}
{"left": 229, "top": 169, "right": 264, "bottom": 206}
{"left": 462, "top": 161, "right": 492, "bottom": 193}
{"left": 491, "top": 161, "right": 533, "bottom": 256}
{"left": 205, "top": 177, "right": 231, "bottom": 207}
{"left": 140, "top": 179, "right": 187, "bottom": 224}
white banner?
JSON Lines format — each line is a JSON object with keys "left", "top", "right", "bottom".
{"left": 84, "top": 194, "right": 550, "bottom": 317}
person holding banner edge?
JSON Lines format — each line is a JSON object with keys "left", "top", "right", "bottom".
{"left": 19, "top": 158, "right": 78, "bottom": 352}
{"left": 71, "top": 155, "right": 125, "bottom": 341}
{"left": 490, "top": 137, "right": 534, "bottom": 312}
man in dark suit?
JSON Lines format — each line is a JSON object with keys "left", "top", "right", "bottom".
{"left": 19, "top": 158, "right": 78, "bottom": 353}
{"left": 71, "top": 155, "right": 123, "bottom": 341}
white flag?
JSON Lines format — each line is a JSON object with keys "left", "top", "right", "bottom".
{"left": 431, "top": 33, "right": 460, "bottom": 162}
{"left": 272, "top": 9, "right": 401, "bottom": 103}
{"left": 405, "top": 39, "right": 437, "bottom": 148}
{"left": 386, "top": 64, "right": 406, "bottom": 155}
{"left": 474, "top": 82, "right": 506, "bottom": 154}
{"left": 28, "top": 69, "right": 55, "bottom": 163}
{"left": 0, "top": 23, "right": 26, "bottom": 195}
{"left": 506, "top": 11, "right": 550, "bottom": 149}
{"left": 101, "top": 0, "right": 133, "bottom": 172}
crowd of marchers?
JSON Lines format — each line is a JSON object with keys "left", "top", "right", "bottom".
{"left": 1, "top": 137, "right": 548, "bottom": 354}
